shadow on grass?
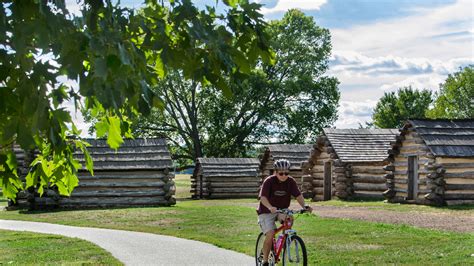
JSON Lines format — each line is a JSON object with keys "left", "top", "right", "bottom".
{"left": 15, "top": 203, "right": 176, "bottom": 215}
{"left": 441, "top": 204, "right": 474, "bottom": 211}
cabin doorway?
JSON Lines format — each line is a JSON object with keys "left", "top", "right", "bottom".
{"left": 407, "top": 156, "right": 419, "bottom": 200}
{"left": 323, "top": 161, "right": 332, "bottom": 200}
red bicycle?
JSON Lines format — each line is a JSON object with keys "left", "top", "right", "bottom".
{"left": 255, "top": 208, "right": 308, "bottom": 266}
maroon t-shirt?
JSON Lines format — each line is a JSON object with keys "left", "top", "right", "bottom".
{"left": 257, "top": 175, "right": 301, "bottom": 215}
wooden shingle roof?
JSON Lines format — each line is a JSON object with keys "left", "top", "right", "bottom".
{"left": 76, "top": 138, "right": 173, "bottom": 171}
{"left": 262, "top": 144, "right": 313, "bottom": 169}
{"left": 196, "top": 158, "right": 260, "bottom": 178}
{"left": 406, "top": 119, "right": 474, "bottom": 157}
{"left": 324, "top": 128, "right": 399, "bottom": 162}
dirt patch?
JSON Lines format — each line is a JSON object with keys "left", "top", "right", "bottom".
{"left": 144, "top": 218, "right": 184, "bottom": 227}
{"left": 328, "top": 243, "right": 383, "bottom": 251}
{"left": 310, "top": 205, "right": 474, "bottom": 233}
{"left": 219, "top": 200, "right": 474, "bottom": 233}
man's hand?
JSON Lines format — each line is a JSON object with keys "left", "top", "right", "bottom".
{"left": 304, "top": 205, "right": 313, "bottom": 213}
{"left": 269, "top": 206, "right": 277, "bottom": 214}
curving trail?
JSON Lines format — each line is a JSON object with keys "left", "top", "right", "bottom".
{"left": 0, "top": 219, "right": 253, "bottom": 266}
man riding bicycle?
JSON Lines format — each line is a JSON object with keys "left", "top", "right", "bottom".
{"left": 257, "top": 159, "right": 313, "bottom": 266}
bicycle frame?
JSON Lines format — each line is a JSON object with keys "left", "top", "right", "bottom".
{"left": 272, "top": 215, "right": 294, "bottom": 262}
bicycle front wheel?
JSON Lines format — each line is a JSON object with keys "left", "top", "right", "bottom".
{"left": 255, "top": 232, "right": 275, "bottom": 266}
{"left": 282, "top": 235, "right": 307, "bottom": 266}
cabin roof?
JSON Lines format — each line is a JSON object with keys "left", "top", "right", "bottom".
{"left": 405, "top": 119, "right": 474, "bottom": 158}
{"left": 76, "top": 138, "right": 173, "bottom": 171}
{"left": 260, "top": 144, "right": 313, "bottom": 170}
{"left": 195, "top": 157, "right": 260, "bottom": 178}
{"left": 323, "top": 128, "right": 399, "bottom": 162}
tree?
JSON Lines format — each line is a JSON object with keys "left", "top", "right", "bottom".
{"left": 130, "top": 72, "right": 208, "bottom": 167}
{"left": 204, "top": 10, "right": 340, "bottom": 157}
{"left": 0, "top": 0, "right": 272, "bottom": 200}
{"left": 133, "top": 9, "right": 340, "bottom": 163}
{"left": 372, "top": 87, "right": 433, "bottom": 128}
{"left": 427, "top": 65, "right": 474, "bottom": 119}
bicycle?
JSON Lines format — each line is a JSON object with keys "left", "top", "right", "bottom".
{"left": 255, "top": 208, "right": 308, "bottom": 266}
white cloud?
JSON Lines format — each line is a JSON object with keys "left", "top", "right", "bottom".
{"left": 331, "top": 0, "right": 473, "bottom": 60}
{"left": 327, "top": 0, "right": 473, "bottom": 129}
{"left": 330, "top": 50, "right": 473, "bottom": 78}
{"left": 334, "top": 100, "right": 377, "bottom": 129}
{"left": 379, "top": 74, "right": 445, "bottom": 92}
{"left": 257, "top": 0, "right": 327, "bottom": 14}
{"left": 65, "top": 0, "right": 82, "bottom": 15}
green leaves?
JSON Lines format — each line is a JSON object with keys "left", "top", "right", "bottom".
{"left": 133, "top": 10, "right": 339, "bottom": 166}
{"left": 1, "top": 0, "right": 273, "bottom": 201}
{"left": 94, "top": 58, "right": 108, "bottom": 78}
{"left": 107, "top": 116, "right": 124, "bottom": 149}
{"left": 95, "top": 115, "right": 124, "bottom": 150}
{"left": 223, "top": 0, "right": 240, "bottom": 8}
{"left": 372, "top": 87, "right": 432, "bottom": 128}
{"left": 0, "top": 150, "right": 22, "bottom": 201}
{"left": 427, "top": 65, "right": 474, "bottom": 119}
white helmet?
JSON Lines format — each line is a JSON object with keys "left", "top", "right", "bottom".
{"left": 273, "top": 159, "right": 291, "bottom": 171}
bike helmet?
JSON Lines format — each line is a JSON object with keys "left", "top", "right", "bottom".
{"left": 273, "top": 159, "right": 291, "bottom": 170}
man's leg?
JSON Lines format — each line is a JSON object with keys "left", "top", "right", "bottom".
{"left": 258, "top": 213, "right": 277, "bottom": 264}
{"left": 262, "top": 229, "right": 274, "bottom": 263}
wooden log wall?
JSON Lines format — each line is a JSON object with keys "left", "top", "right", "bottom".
{"left": 15, "top": 138, "right": 176, "bottom": 209}
{"left": 9, "top": 146, "right": 37, "bottom": 209}
{"left": 192, "top": 158, "right": 261, "bottom": 199}
{"left": 349, "top": 161, "right": 386, "bottom": 200}
{"left": 306, "top": 136, "right": 337, "bottom": 201}
{"left": 437, "top": 157, "right": 474, "bottom": 206}
{"left": 385, "top": 129, "right": 437, "bottom": 205}
{"left": 333, "top": 159, "right": 349, "bottom": 199}
{"left": 30, "top": 172, "right": 176, "bottom": 209}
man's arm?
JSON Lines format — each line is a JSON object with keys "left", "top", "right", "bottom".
{"left": 260, "top": 196, "right": 277, "bottom": 213}
{"left": 296, "top": 194, "right": 313, "bottom": 213}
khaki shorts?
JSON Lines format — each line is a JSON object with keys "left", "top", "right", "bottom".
{"left": 258, "top": 213, "right": 286, "bottom": 234}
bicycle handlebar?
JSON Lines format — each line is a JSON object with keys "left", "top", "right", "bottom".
{"left": 276, "top": 208, "right": 309, "bottom": 215}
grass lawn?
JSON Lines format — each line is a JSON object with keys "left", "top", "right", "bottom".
{"left": 0, "top": 229, "right": 121, "bottom": 265}
{"left": 0, "top": 199, "right": 472, "bottom": 265}
{"left": 1, "top": 174, "right": 472, "bottom": 264}
{"left": 174, "top": 174, "right": 192, "bottom": 200}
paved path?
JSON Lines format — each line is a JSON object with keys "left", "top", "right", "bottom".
{"left": 0, "top": 220, "right": 253, "bottom": 266}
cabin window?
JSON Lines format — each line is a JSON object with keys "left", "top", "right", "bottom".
{"left": 407, "top": 155, "right": 419, "bottom": 200}
{"left": 323, "top": 161, "right": 332, "bottom": 201}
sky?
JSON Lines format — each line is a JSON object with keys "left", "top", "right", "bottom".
{"left": 66, "top": 0, "right": 474, "bottom": 133}
{"left": 251, "top": 0, "right": 473, "bottom": 128}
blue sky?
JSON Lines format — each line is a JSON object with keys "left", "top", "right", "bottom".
{"left": 66, "top": 0, "right": 473, "bottom": 131}
{"left": 249, "top": 0, "right": 473, "bottom": 128}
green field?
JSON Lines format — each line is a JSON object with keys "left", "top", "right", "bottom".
{"left": 0, "top": 199, "right": 472, "bottom": 265}
{"left": 0, "top": 229, "right": 121, "bottom": 265}
{"left": 1, "top": 175, "right": 472, "bottom": 264}
{"left": 174, "top": 174, "right": 192, "bottom": 200}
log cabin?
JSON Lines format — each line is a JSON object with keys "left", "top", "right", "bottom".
{"left": 191, "top": 158, "right": 260, "bottom": 199}
{"left": 384, "top": 119, "right": 474, "bottom": 206}
{"left": 14, "top": 138, "right": 176, "bottom": 209}
{"left": 304, "top": 129, "right": 399, "bottom": 201}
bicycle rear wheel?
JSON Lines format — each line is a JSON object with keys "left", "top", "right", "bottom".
{"left": 255, "top": 232, "right": 276, "bottom": 266}
{"left": 282, "top": 235, "right": 307, "bottom": 266}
